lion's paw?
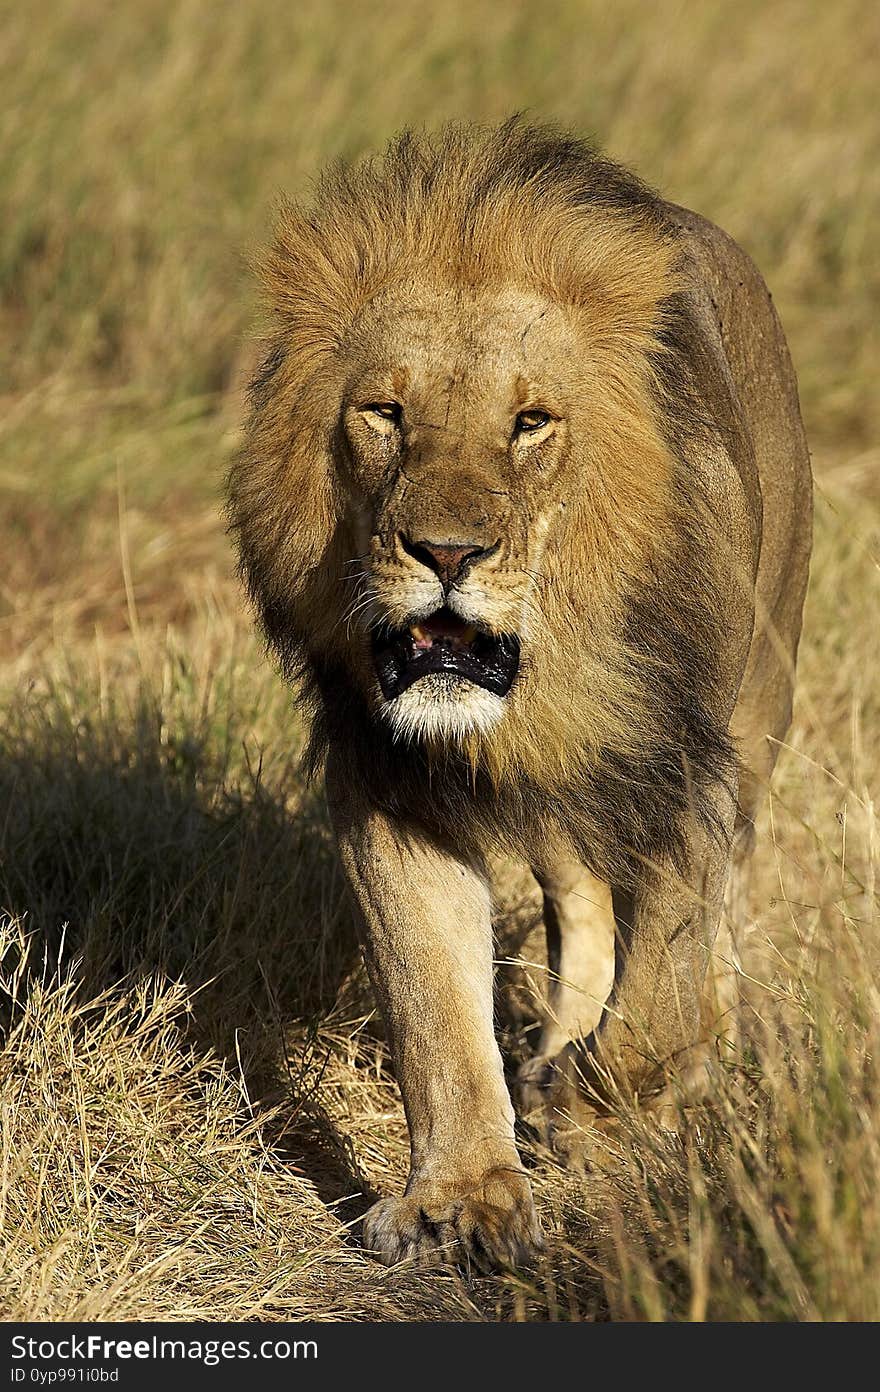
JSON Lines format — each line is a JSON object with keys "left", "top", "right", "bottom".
{"left": 514, "top": 1054, "right": 559, "bottom": 1125}
{"left": 362, "top": 1166, "right": 542, "bottom": 1272}
{"left": 514, "top": 1053, "right": 610, "bottom": 1170}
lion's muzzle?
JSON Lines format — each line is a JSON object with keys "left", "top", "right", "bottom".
{"left": 372, "top": 608, "right": 520, "bottom": 700}
{"left": 398, "top": 535, "right": 499, "bottom": 592}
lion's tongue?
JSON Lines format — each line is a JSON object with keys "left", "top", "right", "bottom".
{"left": 410, "top": 615, "right": 478, "bottom": 652}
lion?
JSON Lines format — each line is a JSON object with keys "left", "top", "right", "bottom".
{"left": 228, "top": 120, "right": 812, "bottom": 1271}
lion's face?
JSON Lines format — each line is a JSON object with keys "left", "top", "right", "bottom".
{"left": 338, "top": 282, "right": 586, "bottom": 743}
{"left": 233, "top": 124, "right": 685, "bottom": 772}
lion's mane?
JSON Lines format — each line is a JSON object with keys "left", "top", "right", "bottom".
{"left": 228, "top": 120, "right": 737, "bottom": 885}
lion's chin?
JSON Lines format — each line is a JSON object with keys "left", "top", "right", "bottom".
{"left": 379, "top": 674, "right": 507, "bottom": 745}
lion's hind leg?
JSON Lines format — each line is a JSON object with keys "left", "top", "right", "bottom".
{"left": 703, "top": 819, "right": 753, "bottom": 1058}
{"left": 635, "top": 834, "right": 750, "bottom": 1133}
{"left": 632, "top": 853, "right": 748, "bottom": 1133}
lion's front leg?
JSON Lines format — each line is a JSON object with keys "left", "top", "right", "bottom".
{"left": 556, "top": 780, "right": 740, "bottom": 1140}
{"left": 515, "top": 858, "right": 615, "bottom": 1125}
{"left": 327, "top": 759, "right": 542, "bottom": 1271}
{"left": 523, "top": 783, "right": 739, "bottom": 1153}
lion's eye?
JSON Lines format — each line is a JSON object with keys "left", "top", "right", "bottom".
{"left": 362, "top": 402, "right": 402, "bottom": 427}
{"left": 514, "top": 409, "right": 552, "bottom": 436}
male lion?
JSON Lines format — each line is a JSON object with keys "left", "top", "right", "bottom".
{"left": 228, "top": 121, "right": 812, "bottom": 1270}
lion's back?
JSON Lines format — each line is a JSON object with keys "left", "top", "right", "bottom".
{"left": 668, "top": 203, "right": 813, "bottom": 815}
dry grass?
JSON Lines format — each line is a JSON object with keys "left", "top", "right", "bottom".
{"left": 1, "top": 0, "right": 879, "bottom": 1320}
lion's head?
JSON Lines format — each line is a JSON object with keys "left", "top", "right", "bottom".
{"left": 229, "top": 121, "right": 732, "bottom": 874}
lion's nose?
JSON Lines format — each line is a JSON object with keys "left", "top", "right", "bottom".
{"left": 399, "top": 535, "right": 498, "bottom": 590}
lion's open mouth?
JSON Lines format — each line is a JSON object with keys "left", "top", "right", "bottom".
{"left": 372, "top": 608, "right": 520, "bottom": 700}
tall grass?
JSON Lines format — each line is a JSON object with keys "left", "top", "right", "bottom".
{"left": 1, "top": 0, "right": 878, "bottom": 1319}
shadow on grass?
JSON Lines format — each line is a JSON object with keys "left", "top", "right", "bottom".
{"left": 0, "top": 695, "right": 617, "bottom": 1308}
{"left": 0, "top": 698, "right": 378, "bottom": 1227}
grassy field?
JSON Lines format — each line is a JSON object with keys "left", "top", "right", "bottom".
{"left": 1, "top": 0, "right": 879, "bottom": 1320}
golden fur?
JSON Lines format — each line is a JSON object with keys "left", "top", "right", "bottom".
{"left": 230, "top": 123, "right": 738, "bottom": 878}
{"left": 228, "top": 120, "right": 812, "bottom": 1269}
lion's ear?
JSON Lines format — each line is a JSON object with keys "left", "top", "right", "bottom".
{"left": 257, "top": 190, "right": 386, "bottom": 351}
{"left": 228, "top": 377, "right": 347, "bottom": 674}
{"left": 520, "top": 206, "right": 684, "bottom": 336}
{"left": 246, "top": 342, "right": 286, "bottom": 409}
